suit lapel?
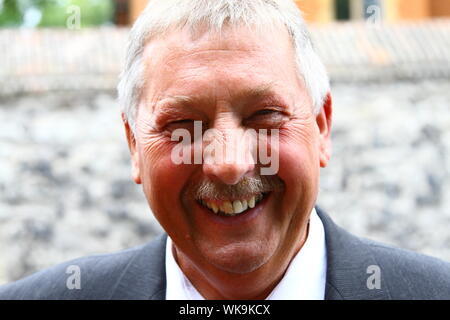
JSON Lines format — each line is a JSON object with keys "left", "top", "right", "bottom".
{"left": 316, "top": 207, "right": 391, "bottom": 300}
{"left": 110, "top": 234, "right": 167, "bottom": 300}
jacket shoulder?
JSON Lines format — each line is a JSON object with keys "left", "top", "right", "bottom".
{"left": 362, "top": 238, "right": 450, "bottom": 299}
{"left": 0, "top": 239, "right": 160, "bottom": 300}
{"left": 316, "top": 206, "right": 450, "bottom": 300}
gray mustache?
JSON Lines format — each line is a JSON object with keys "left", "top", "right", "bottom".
{"left": 193, "top": 175, "right": 285, "bottom": 200}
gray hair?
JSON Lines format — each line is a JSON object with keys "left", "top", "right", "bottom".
{"left": 118, "top": 0, "right": 330, "bottom": 133}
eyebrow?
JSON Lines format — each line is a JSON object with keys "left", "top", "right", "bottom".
{"left": 155, "top": 82, "right": 280, "bottom": 111}
{"left": 233, "top": 83, "right": 278, "bottom": 104}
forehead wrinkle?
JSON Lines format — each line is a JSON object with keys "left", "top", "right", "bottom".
{"left": 144, "top": 27, "right": 299, "bottom": 114}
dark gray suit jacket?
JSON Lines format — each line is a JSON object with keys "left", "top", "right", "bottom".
{"left": 1, "top": 207, "right": 449, "bottom": 300}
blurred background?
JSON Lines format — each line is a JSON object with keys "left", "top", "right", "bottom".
{"left": 0, "top": 0, "right": 449, "bottom": 284}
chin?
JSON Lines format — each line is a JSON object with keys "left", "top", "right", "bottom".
{"left": 196, "top": 238, "right": 278, "bottom": 274}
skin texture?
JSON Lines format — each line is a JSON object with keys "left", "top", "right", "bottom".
{"left": 123, "top": 24, "right": 333, "bottom": 300}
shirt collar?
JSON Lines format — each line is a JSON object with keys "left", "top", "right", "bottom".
{"left": 165, "top": 207, "right": 327, "bottom": 300}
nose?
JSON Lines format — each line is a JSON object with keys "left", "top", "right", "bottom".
{"left": 203, "top": 162, "right": 255, "bottom": 185}
{"left": 202, "top": 128, "right": 255, "bottom": 185}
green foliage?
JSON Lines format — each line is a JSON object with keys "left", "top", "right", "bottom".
{"left": 0, "top": 0, "right": 115, "bottom": 28}
{"left": 38, "top": 0, "right": 114, "bottom": 27}
{"left": 0, "top": 0, "right": 23, "bottom": 26}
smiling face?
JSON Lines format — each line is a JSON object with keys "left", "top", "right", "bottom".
{"left": 124, "top": 24, "right": 332, "bottom": 283}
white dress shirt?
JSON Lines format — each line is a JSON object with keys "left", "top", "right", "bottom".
{"left": 165, "top": 207, "right": 327, "bottom": 300}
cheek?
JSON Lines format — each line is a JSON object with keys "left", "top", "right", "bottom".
{"left": 138, "top": 138, "right": 194, "bottom": 221}
{"left": 276, "top": 129, "right": 321, "bottom": 203}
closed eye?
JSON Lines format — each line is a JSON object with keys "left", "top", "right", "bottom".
{"left": 244, "top": 108, "right": 287, "bottom": 129}
{"left": 169, "top": 119, "right": 194, "bottom": 124}
{"left": 164, "top": 119, "right": 196, "bottom": 132}
{"left": 163, "top": 119, "right": 209, "bottom": 140}
{"left": 252, "top": 109, "right": 279, "bottom": 117}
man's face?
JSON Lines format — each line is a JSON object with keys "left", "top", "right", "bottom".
{"left": 125, "top": 25, "right": 332, "bottom": 275}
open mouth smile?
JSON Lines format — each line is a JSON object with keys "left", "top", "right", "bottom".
{"left": 197, "top": 192, "right": 270, "bottom": 217}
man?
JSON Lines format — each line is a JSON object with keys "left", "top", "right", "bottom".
{"left": 1, "top": 0, "right": 449, "bottom": 300}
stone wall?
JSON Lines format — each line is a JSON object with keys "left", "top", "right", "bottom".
{"left": 1, "top": 80, "right": 449, "bottom": 284}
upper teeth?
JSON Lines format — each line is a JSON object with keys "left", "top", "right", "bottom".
{"left": 201, "top": 193, "right": 264, "bottom": 216}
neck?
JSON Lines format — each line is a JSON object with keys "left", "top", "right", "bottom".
{"left": 173, "top": 222, "right": 309, "bottom": 300}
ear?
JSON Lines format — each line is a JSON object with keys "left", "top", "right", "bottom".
{"left": 122, "top": 113, "right": 142, "bottom": 184}
{"left": 316, "top": 93, "right": 333, "bottom": 168}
